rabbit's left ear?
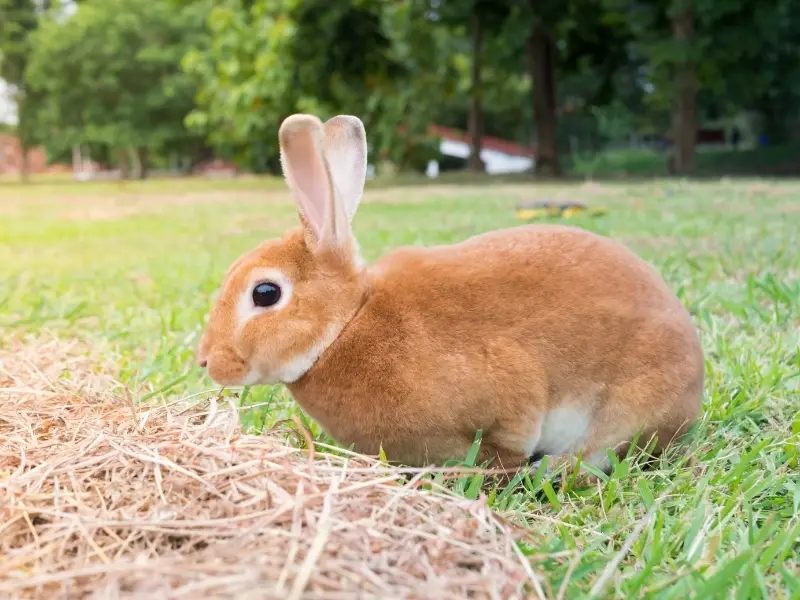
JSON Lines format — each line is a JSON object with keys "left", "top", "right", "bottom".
{"left": 279, "top": 113, "right": 366, "bottom": 249}
{"left": 279, "top": 114, "right": 331, "bottom": 244}
{"left": 321, "top": 115, "right": 367, "bottom": 239}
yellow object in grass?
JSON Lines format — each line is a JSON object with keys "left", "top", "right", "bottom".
{"left": 515, "top": 202, "right": 607, "bottom": 221}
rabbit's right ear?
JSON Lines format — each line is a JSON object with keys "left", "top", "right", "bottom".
{"left": 322, "top": 115, "right": 367, "bottom": 228}
{"left": 279, "top": 114, "right": 332, "bottom": 244}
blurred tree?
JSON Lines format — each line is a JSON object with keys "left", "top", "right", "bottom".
{"left": 183, "top": 0, "right": 653, "bottom": 177}
{"left": 669, "top": 1, "right": 695, "bottom": 174}
{"left": 21, "top": 0, "right": 786, "bottom": 180}
{"left": 25, "top": 0, "right": 205, "bottom": 178}
{"left": 601, "top": 0, "right": 800, "bottom": 174}
{"left": 524, "top": 0, "right": 564, "bottom": 176}
{"left": 0, "top": 0, "right": 49, "bottom": 181}
{"left": 515, "top": 0, "right": 634, "bottom": 175}
{"left": 601, "top": 0, "right": 703, "bottom": 174}
{"left": 408, "top": 0, "right": 635, "bottom": 177}
{"left": 424, "top": 0, "right": 637, "bottom": 171}
{"left": 427, "top": 0, "right": 518, "bottom": 172}
{"left": 555, "top": 0, "right": 635, "bottom": 153}
{"left": 184, "top": 0, "right": 458, "bottom": 173}
{"left": 699, "top": 0, "right": 800, "bottom": 144}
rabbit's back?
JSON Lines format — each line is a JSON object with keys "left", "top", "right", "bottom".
{"left": 368, "top": 224, "right": 695, "bottom": 366}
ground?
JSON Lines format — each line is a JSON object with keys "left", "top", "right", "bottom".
{"left": 1, "top": 175, "right": 798, "bottom": 598}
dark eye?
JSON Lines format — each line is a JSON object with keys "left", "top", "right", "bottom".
{"left": 252, "top": 282, "right": 282, "bottom": 308}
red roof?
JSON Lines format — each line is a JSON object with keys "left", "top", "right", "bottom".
{"left": 428, "top": 125, "right": 536, "bottom": 157}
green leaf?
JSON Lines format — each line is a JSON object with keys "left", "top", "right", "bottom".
{"left": 638, "top": 477, "right": 655, "bottom": 511}
{"left": 728, "top": 438, "right": 771, "bottom": 484}
{"left": 694, "top": 549, "right": 755, "bottom": 597}
{"left": 139, "top": 372, "right": 190, "bottom": 402}
{"left": 465, "top": 473, "right": 484, "bottom": 500}
{"left": 683, "top": 503, "right": 708, "bottom": 563}
{"left": 758, "top": 522, "right": 800, "bottom": 571}
{"left": 525, "top": 455, "right": 550, "bottom": 494}
{"left": 541, "top": 480, "right": 562, "bottom": 511}
{"left": 496, "top": 468, "right": 527, "bottom": 503}
{"left": 464, "top": 429, "right": 483, "bottom": 467}
{"left": 793, "top": 478, "right": 800, "bottom": 516}
{"left": 240, "top": 385, "right": 251, "bottom": 406}
{"left": 734, "top": 562, "right": 756, "bottom": 600}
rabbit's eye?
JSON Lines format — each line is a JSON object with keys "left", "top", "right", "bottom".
{"left": 252, "top": 282, "right": 282, "bottom": 308}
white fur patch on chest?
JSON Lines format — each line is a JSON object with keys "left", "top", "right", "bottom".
{"left": 239, "top": 322, "right": 342, "bottom": 386}
{"left": 271, "top": 322, "right": 342, "bottom": 384}
{"left": 535, "top": 405, "right": 592, "bottom": 455}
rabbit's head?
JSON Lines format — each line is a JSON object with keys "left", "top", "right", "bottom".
{"left": 197, "top": 114, "right": 368, "bottom": 386}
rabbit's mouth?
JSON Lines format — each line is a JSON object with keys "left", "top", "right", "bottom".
{"left": 202, "top": 347, "right": 251, "bottom": 387}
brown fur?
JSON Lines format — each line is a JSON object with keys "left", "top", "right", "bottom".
{"left": 197, "top": 114, "right": 704, "bottom": 471}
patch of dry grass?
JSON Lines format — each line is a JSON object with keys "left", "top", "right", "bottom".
{"left": 0, "top": 338, "right": 541, "bottom": 599}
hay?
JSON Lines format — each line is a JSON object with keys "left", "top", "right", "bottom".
{"left": 0, "top": 338, "right": 542, "bottom": 599}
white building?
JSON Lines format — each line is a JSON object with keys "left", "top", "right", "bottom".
{"left": 427, "top": 124, "right": 535, "bottom": 176}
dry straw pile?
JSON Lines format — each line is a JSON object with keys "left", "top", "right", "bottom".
{"left": 0, "top": 338, "right": 543, "bottom": 599}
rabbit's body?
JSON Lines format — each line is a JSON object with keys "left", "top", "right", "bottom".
{"left": 198, "top": 113, "right": 704, "bottom": 472}
{"left": 288, "top": 224, "right": 704, "bottom": 469}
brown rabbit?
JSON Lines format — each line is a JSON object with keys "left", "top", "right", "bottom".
{"left": 197, "top": 113, "right": 704, "bottom": 472}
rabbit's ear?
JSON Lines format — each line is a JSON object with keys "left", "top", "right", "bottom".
{"left": 279, "top": 114, "right": 332, "bottom": 243}
{"left": 322, "top": 115, "right": 367, "bottom": 230}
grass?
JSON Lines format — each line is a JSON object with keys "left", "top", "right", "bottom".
{"left": 1, "top": 175, "right": 798, "bottom": 598}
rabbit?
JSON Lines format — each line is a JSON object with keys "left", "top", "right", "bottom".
{"left": 196, "top": 113, "right": 705, "bottom": 473}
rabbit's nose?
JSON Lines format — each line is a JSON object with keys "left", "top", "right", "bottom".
{"left": 197, "top": 354, "right": 208, "bottom": 368}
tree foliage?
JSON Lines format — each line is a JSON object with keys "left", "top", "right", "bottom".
{"left": 24, "top": 0, "right": 206, "bottom": 174}
{"left": 0, "top": 0, "right": 37, "bottom": 84}
{"left": 183, "top": 0, "right": 458, "bottom": 172}
{"left": 0, "top": 0, "right": 46, "bottom": 179}
{"left": 2, "top": 0, "right": 798, "bottom": 178}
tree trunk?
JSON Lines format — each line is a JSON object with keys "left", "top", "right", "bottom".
{"left": 116, "top": 148, "right": 131, "bottom": 179}
{"left": 20, "top": 147, "right": 30, "bottom": 184}
{"left": 670, "top": 7, "right": 696, "bottom": 175}
{"left": 128, "top": 147, "right": 142, "bottom": 179}
{"left": 528, "top": 25, "right": 560, "bottom": 176}
{"left": 72, "top": 145, "right": 82, "bottom": 178}
{"left": 467, "top": 11, "right": 485, "bottom": 173}
{"left": 17, "top": 97, "right": 31, "bottom": 183}
{"left": 137, "top": 147, "right": 149, "bottom": 180}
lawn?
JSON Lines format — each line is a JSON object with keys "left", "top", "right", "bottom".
{"left": 1, "top": 176, "right": 798, "bottom": 597}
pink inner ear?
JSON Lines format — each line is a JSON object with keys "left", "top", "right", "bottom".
{"left": 282, "top": 127, "right": 331, "bottom": 241}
